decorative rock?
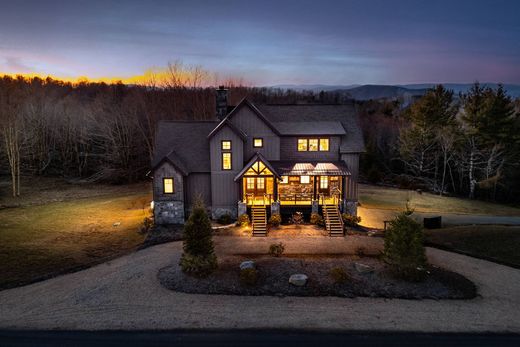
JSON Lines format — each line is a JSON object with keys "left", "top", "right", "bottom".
{"left": 289, "top": 274, "right": 308, "bottom": 286}
{"left": 112, "top": 222, "right": 121, "bottom": 227}
{"left": 354, "top": 262, "right": 374, "bottom": 274}
{"left": 239, "top": 260, "right": 255, "bottom": 270}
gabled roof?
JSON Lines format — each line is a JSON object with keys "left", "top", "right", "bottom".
{"left": 152, "top": 120, "right": 218, "bottom": 174}
{"left": 270, "top": 161, "right": 351, "bottom": 176}
{"left": 257, "top": 104, "right": 365, "bottom": 153}
{"left": 234, "top": 152, "right": 282, "bottom": 181}
{"left": 272, "top": 121, "right": 346, "bottom": 136}
{"left": 213, "top": 98, "right": 281, "bottom": 136}
{"left": 207, "top": 118, "right": 247, "bottom": 140}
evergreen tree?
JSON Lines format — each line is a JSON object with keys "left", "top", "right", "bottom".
{"left": 179, "top": 198, "right": 217, "bottom": 277}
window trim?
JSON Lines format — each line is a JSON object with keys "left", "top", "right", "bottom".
{"left": 163, "top": 177, "right": 174, "bottom": 194}
{"left": 253, "top": 138, "right": 263, "bottom": 148}
{"left": 221, "top": 140, "right": 232, "bottom": 151}
{"left": 222, "top": 152, "right": 232, "bottom": 170}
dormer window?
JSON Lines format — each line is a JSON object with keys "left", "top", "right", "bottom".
{"left": 221, "top": 140, "right": 231, "bottom": 150}
{"left": 253, "top": 138, "right": 263, "bottom": 148}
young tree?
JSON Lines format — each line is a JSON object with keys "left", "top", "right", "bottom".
{"left": 179, "top": 198, "right": 217, "bottom": 277}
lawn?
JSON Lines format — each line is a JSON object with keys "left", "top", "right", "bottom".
{"left": 359, "top": 184, "right": 520, "bottom": 216}
{"left": 0, "top": 180, "right": 152, "bottom": 290}
{"left": 425, "top": 225, "right": 520, "bottom": 267}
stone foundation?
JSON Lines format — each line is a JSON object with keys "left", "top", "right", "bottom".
{"left": 154, "top": 200, "right": 185, "bottom": 224}
{"left": 311, "top": 200, "right": 319, "bottom": 214}
{"left": 270, "top": 201, "right": 280, "bottom": 215}
{"left": 344, "top": 200, "right": 358, "bottom": 216}
{"left": 212, "top": 206, "right": 238, "bottom": 220}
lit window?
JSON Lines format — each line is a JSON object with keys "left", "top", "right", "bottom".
{"left": 320, "top": 176, "right": 329, "bottom": 189}
{"left": 163, "top": 178, "right": 174, "bottom": 194}
{"left": 308, "top": 139, "right": 318, "bottom": 151}
{"left": 222, "top": 152, "right": 232, "bottom": 170}
{"left": 246, "top": 177, "right": 255, "bottom": 190}
{"left": 221, "top": 140, "right": 231, "bottom": 150}
{"left": 257, "top": 177, "right": 265, "bottom": 189}
{"left": 253, "top": 138, "right": 263, "bottom": 148}
{"left": 297, "top": 138, "right": 308, "bottom": 151}
{"left": 300, "top": 175, "right": 310, "bottom": 184}
{"left": 280, "top": 176, "right": 288, "bottom": 184}
{"left": 319, "top": 138, "right": 329, "bottom": 151}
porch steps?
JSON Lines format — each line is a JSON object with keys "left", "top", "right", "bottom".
{"left": 251, "top": 206, "right": 267, "bottom": 237}
{"left": 323, "top": 205, "right": 344, "bottom": 237}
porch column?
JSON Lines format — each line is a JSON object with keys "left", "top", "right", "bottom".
{"left": 273, "top": 178, "right": 278, "bottom": 201}
{"left": 313, "top": 176, "right": 318, "bottom": 201}
{"left": 342, "top": 176, "right": 347, "bottom": 200}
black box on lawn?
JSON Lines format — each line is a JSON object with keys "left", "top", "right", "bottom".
{"left": 424, "top": 216, "right": 442, "bottom": 229}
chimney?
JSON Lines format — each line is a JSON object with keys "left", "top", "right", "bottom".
{"left": 216, "top": 86, "right": 228, "bottom": 120}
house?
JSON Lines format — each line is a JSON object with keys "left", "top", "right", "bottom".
{"left": 151, "top": 87, "right": 364, "bottom": 235}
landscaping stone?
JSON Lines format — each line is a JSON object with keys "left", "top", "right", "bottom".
{"left": 354, "top": 262, "right": 374, "bottom": 274}
{"left": 289, "top": 274, "right": 308, "bottom": 286}
{"left": 239, "top": 260, "right": 255, "bottom": 270}
{"left": 112, "top": 222, "right": 121, "bottom": 227}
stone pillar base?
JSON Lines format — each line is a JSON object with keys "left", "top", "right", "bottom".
{"left": 345, "top": 200, "right": 358, "bottom": 216}
{"left": 271, "top": 201, "right": 280, "bottom": 215}
{"left": 311, "top": 200, "right": 319, "bottom": 214}
{"left": 237, "top": 201, "right": 247, "bottom": 218}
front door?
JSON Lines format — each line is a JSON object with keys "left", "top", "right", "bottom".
{"left": 318, "top": 176, "right": 330, "bottom": 195}
{"left": 245, "top": 177, "right": 266, "bottom": 196}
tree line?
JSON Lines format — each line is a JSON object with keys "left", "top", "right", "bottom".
{"left": 0, "top": 64, "right": 345, "bottom": 197}
{"left": 361, "top": 83, "right": 520, "bottom": 203}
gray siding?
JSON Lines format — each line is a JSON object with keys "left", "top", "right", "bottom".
{"left": 341, "top": 153, "right": 360, "bottom": 200}
{"left": 153, "top": 161, "right": 184, "bottom": 202}
{"left": 209, "top": 125, "right": 244, "bottom": 215}
{"left": 280, "top": 136, "right": 341, "bottom": 161}
{"left": 229, "top": 106, "right": 280, "bottom": 161}
{"left": 186, "top": 173, "right": 211, "bottom": 209}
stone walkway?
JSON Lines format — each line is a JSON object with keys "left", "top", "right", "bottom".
{"left": 1, "top": 236, "right": 519, "bottom": 332}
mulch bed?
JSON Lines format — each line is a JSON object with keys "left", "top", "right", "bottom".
{"left": 158, "top": 254, "right": 477, "bottom": 299}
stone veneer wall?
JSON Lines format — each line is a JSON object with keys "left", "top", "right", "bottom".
{"left": 154, "top": 201, "right": 185, "bottom": 224}
{"left": 153, "top": 161, "right": 185, "bottom": 224}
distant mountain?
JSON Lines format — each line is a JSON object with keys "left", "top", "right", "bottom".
{"left": 268, "top": 83, "right": 520, "bottom": 100}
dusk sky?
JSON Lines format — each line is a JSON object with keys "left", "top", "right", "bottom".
{"left": 1, "top": 0, "right": 519, "bottom": 85}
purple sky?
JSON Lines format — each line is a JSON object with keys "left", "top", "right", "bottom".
{"left": 1, "top": 0, "right": 519, "bottom": 85}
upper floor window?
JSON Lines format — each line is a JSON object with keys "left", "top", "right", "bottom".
{"left": 297, "top": 139, "right": 308, "bottom": 151}
{"left": 297, "top": 138, "right": 330, "bottom": 151}
{"left": 319, "top": 138, "right": 329, "bottom": 151}
{"left": 163, "top": 178, "right": 174, "bottom": 194}
{"left": 308, "top": 139, "right": 319, "bottom": 151}
{"left": 253, "top": 138, "right": 263, "bottom": 148}
{"left": 221, "top": 140, "right": 231, "bottom": 150}
{"left": 222, "top": 152, "right": 232, "bottom": 170}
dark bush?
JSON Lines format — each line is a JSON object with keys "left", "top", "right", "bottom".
{"left": 237, "top": 213, "right": 250, "bottom": 227}
{"left": 268, "top": 213, "right": 281, "bottom": 227}
{"left": 329, "top": 267, "right": 350, "bottom": 284}
{"left": 383, "top": 213, "right": 427, "bottom": 281}
{"left": 342, "top": 213, "right": 361, "bottom": 227}
{"left": 310, "top": 212, "right": 324, "bottom": 226}
{"left": 239, "top": 268, "right": 258, "bottom": 286}
{"left": 268, "top": 242, "right": 285, "bottom": 257}
{"left": 217, "top": 213, "right": 233, "bottom": 225}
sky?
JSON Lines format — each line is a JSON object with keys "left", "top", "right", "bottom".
{"left": 0, "top": 0, "right": 519, "bottom": 85}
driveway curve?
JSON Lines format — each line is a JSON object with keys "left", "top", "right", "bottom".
{"left": 1, "top": 236, "right": 519, "bottom": 332}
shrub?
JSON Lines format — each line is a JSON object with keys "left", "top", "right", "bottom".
{"left": 268, "top": 242, "right": 285, "bottom": 257}
{"left": 342, "top": 213, "right": 361, "bottom": 227}
{"left": 237, "top": 213, "right": 250, "bottom": 227}
{"left": 239, "top": 268, "right": 258, "bottom": 286}
{"left": 355, "top": 246, "right": 366, "bottom": 257}
{"left": 290, "top": 211, "right": 304, "bottom": 225}
{"left": 180, "top": 199, "right": 217, "bottom": 277}
{"left": 310, "top": 212, "right": 324, "bottom": 226}
{"left": 329, "top": 267, "right": 349, "bottom": 284}
{"left": 140, "top": 216, "right": 154, "bottom": 234}
{"left": 268, "top": 213, "right": 281, "bottom": 227}
{"left": 383, "top": 213, "right": 427, "bottom": 281}
{"left": 217, "top": 213, "right": 233, "bottom": 225}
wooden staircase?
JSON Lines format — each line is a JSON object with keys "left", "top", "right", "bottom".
{"left": 251, "top": 206, "right": 267, "bottom": 237}
{"left": 323, "top": 204, "right": 344, "bottom": 237}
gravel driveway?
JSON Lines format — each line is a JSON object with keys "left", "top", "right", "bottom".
{"left": 1, "top": 236, "right": 519, "bottom": 332}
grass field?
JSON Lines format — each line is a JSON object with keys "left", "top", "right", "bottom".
{"left": 0, "top": 180, "right": 152, "bottom": 290}
{"left": 359, "top": 184, "right": 520, "bottom": 216}
{"left": 425, "top": 225, "right": 520, "bottom": 267}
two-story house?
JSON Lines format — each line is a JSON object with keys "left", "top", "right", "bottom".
{"left": 151, "top": 87, "right": 364, "bottom": 236}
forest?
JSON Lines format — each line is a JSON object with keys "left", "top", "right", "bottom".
{"left": 1, "top": 63, "right": 519, "bottom": 204}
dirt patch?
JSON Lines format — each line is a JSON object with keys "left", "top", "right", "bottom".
{"left": 158, "top": 254, "right": 476, "bottom": 299}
